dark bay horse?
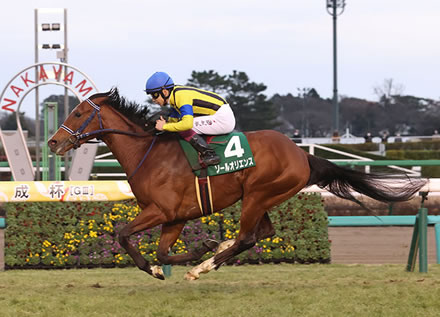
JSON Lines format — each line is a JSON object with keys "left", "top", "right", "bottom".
{"left": 48, "top": 89, "right": 425, "bottom": 280}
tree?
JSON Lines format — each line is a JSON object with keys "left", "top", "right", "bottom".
{"left": 271, "top": 88, "right": 331, "bottom": 137}
{"left": 0, "top": 111, "right": 35, "bottom": 136}
{"left": 186, "top": 70, "right": 228, "bottom": 95}
{"left": 187, "top": 70, "right": 280, "bottom": 131}
{"left": 40, "top": 95, "right": 79, "bottom": 125}
{"left": 373, "top": 78, "right": 405, "bottom": 107}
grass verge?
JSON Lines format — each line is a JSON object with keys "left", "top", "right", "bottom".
{"left": 0, "top": 264, "right": 439, "bottom": 317}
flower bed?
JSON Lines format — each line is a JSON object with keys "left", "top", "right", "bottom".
{"left": 4, "top": 193, "right": 330, "bottom": 269}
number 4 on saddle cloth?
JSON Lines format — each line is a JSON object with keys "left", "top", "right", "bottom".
{"left": 179, "top": 132, "right": 256, "bottom": 216}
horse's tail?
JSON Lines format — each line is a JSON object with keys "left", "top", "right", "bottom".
{"left": 306, "top": 154, "right": 426, "bottom": 207}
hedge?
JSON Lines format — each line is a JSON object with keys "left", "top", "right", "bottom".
{"left": 4, "top": 193, "right": 330, "bottom": 269}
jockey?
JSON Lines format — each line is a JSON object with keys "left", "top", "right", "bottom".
{"left": 145, "top": 71, "right": 236, "bottom": 166}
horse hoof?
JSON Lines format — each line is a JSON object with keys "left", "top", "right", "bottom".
{"left": 154, "top": 273, "right": 165, "bottom": 280}
{"left": 151, "top": 265, "right": 165, "bottom": 280}
{"left": 184, "top": 272, "right": 199, "bottom": 281}
{"left": 214, "top": 263, "right": 222, "bottom": 271}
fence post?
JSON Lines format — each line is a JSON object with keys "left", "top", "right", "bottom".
{"left": 406, "top": 213, "right": 419, "bottom": 272}
{"left": 435, "top": 223, "right": 440, "bottom": 265}
{"left": 418, "top": 207, "right": 428, "bottom": 273}
{"left": 406, "top": 207, "right": 428, "bottom": 273}
{"left": 162, "top": 250, "right": 172, "bottom": 277}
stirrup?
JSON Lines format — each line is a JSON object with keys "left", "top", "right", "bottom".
{"left": 201, "top": 153, "right": 220, "bottom": 166}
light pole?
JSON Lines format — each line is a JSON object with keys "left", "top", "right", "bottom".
{"left": 326, "top": 0, "right": 346, "bottom": 133}
{"left": 34, "top": 8, "right": 68, "bottom": 180}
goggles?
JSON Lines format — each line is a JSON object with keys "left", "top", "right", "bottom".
{"left": 148, "top": 91, "right": 161, "bottom": 100}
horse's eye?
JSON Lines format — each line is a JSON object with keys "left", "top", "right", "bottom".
{"left": 75, "top": 112, "right": 82, "bottom": 118}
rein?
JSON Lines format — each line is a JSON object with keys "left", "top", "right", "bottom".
{"left": 60, "top": 99, "right": 152, "bottom": 149}
{"left": 60, "top": 98, "right": 157, "bottom": 180}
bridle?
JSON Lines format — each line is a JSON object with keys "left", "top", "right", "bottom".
{"left": 60, "top": 98, "right": 158, "bottom": 148}
{"left": 59, "top": 98, "right": 157, "bottom": 180}
{"left": 60, "top": 99, "right": 104, "bottom": 149}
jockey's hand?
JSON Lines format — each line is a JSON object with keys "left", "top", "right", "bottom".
{"left": 155, "top": 116, "right": 166, "bottom": 131}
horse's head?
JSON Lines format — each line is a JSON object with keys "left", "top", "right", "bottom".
{"left": 48, "top": 95, "right": 107, "bottom": 155}
{"left": 48, "top": 88, "right": 170, "bottom": 155}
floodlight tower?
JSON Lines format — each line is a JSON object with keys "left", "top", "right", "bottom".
{"left": 326, "top": 0, "right": 346, "bottom": 133}
{"left": 34, "top": 8, "right": 68, "bottom": 180}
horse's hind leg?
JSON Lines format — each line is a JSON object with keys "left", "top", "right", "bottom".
{"left": 256, "top": 213, "right": 275, "bottom": 240}
{"left": 156, "top": 223, "right": 219, "bottom": 265}
{"left": 213, "top": 182, "right": 305, "bottom": 269}
{"left": 184, "top": 212, "right": 274, "bottom": 280}
{"left": 184, "top": 239, "right": 235, "bottom": 280}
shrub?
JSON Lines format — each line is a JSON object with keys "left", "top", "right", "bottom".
{"left": 4, "top": 193, "right": 329, "bottom": 268}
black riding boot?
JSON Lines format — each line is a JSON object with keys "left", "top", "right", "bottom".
{"left": 189, "top": 134, "right": 220, "bottom": 166}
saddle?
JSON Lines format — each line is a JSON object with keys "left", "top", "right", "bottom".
{"left": 179, "top": 132, "right": 256, "bottom": 216}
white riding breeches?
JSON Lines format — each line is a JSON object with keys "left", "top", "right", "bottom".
{"left": 191, "top": 104, "right": 236, "bottom": 135}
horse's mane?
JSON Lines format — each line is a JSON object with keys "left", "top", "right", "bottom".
{"left": 90, "top": 87, "right": 151, "bottom": 127}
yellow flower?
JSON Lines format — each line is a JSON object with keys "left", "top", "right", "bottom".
{"left": 89, "top": 231, "right": 98, "bottom": 238}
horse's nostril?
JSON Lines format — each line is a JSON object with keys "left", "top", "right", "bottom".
{"left": 49, "top": 139, "right": 57, "bottom": 146}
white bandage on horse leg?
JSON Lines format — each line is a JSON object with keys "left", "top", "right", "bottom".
{"left": 184, "top": 239, "right": 236, "bottom": 280}
{"left": 215, "top": 239, "right": 235, "bottom": 255}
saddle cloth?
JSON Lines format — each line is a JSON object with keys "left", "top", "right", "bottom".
{"left": 179, "top": 132, "right": 256, "bottom": 216}
{"left": 178, "top": 132, "right": 255, "bottom": 177}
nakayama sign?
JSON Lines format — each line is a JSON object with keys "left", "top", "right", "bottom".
{"left": 0, "top": 62, "right": 99, "bottom": 112}
{"left": 0, "top": 62, "right": 99, "bottom": 181}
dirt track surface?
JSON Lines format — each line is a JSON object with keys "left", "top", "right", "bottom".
{"left": 328, "top": 227, "right": 438, "bottom": 264}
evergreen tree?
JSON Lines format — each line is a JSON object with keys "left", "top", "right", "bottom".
{"left": 40, "top": 95, "right": 79, "bottom": 125}
{"left": 187, "top": 70, "right": 280, "bottom": 131}
{"left": 0, "top": 111, "right": 35, "bottom": 136}
{"left": 186, "top": 70, "right": 228, "bottom": 95}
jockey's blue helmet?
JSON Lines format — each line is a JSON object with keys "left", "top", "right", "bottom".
{"left": 145, "top": 72, "right": 174, "bottom": 93}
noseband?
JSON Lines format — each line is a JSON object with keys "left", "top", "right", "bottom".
{"left": 60, "top": 99, "right": 104, "bottom": 149}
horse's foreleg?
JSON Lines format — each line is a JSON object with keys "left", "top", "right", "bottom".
{"left": 118, "top": 204, "right": 167, "bottom": 280}
{"left": 156, "top": 223, "right": 219, "bottom": 265}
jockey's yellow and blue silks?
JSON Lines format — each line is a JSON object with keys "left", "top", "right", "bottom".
{"left": 163, "top": 85, "right": 227, "bottom": 132}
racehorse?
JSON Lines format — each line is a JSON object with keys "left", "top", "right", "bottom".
{"left": 48, "top": 88, "right": 425, "bottom": 280}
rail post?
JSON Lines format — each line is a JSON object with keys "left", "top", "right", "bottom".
{"left": 162, "top": 250, "right": 172, "bottom": 277}
{"left": 406, "top": 192, "right": 428, "bottom": 272}
{"left": 418, "top": 207, "right": 428, "bottom": 272}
